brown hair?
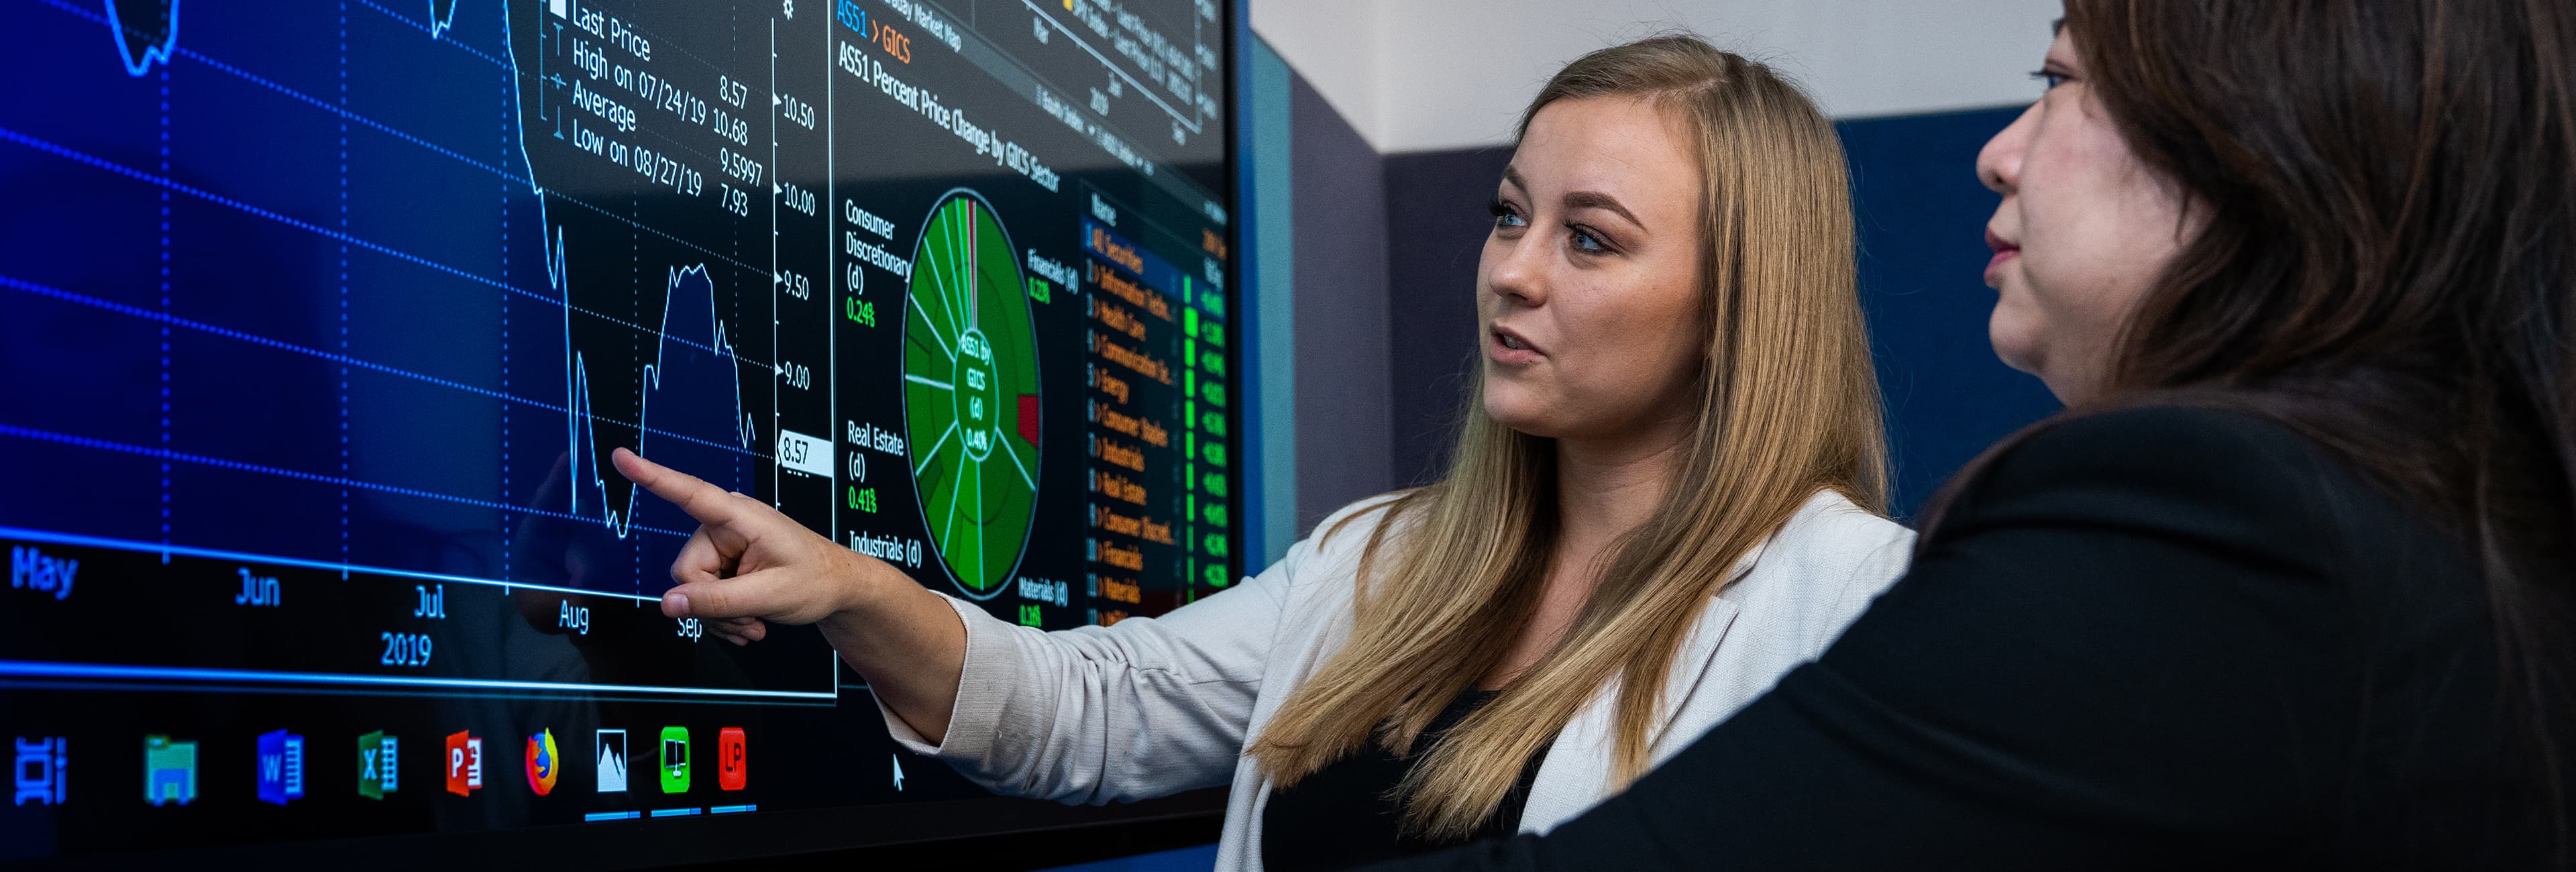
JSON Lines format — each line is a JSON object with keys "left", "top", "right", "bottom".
{"left": 1246, "top": 34, "right": 1888, "bottom": 837}
{"left": 1937, "top": 0, "right": 2576, "bottom": 851}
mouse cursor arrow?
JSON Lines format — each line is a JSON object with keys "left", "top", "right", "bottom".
{"left": 892, "top": 754, "right": 906, "bottom": 792}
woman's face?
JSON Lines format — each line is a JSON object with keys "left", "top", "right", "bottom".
{"left": 1481, "top": 97, "right": 1707, "bottom": 444}
{"left": 1976, "top": 29, "right": 2198, "bottom": 402}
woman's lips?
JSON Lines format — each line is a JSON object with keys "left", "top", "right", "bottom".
{"left": 1488, "top": 327, "right": 1542, "bottom": 364}
{"left": 1984, "top": 228, "right": 2021, "bottom": 279}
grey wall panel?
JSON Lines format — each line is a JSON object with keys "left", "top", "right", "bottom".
{"left": 1383, "top": 146, "right": 1512, "bottom": 488}
{"left": 1287, "top": 73, "right": 1394, "bottom": 534}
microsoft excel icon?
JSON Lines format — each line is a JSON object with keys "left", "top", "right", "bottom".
{"left": 357, "top": 731, "right": 398, "bottom": 800}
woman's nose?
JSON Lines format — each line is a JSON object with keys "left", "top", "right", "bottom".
{"left": 1484, "top": 233, "right": 1549, "bottom": 308}
{"left": 1978, "top": 101, "right": 2038, "bottom": 195}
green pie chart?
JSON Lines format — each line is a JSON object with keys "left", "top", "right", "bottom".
{"left": 903, "top": 190, "right": 1042, "bottom": 599}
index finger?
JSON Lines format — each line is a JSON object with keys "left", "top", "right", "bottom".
{"left": 612, "top": 447, "right": 746, "bottom": 529}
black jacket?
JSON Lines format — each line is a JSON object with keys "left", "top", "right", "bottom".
{"left": 1369, "top": 406, "right": 2565, "bottom": 871}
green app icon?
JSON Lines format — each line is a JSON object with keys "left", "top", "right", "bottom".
{"left": 658, "top": 727, "right": 690, "bottom": 794}
{"left": 357, "top": 730, "right": 398, "bottom": 800}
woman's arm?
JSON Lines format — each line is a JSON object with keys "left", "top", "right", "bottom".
{"left": 910, "top": 548, "right": 1301, "bottom": 804}
{"left": 616, "top": 447, "right": 1338, "bottom": 803}
{"left": 1366, "top": 407, "right": 2445, "bottom": 870}
{"left": 615, "top": 448, "right": 971, "bottom": 740}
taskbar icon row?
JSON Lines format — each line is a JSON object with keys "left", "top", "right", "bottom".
{"left": 11, "top": 727, "right": 747, "bottom": 809}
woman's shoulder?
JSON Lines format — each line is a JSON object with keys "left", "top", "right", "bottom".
{"left": 1727, "top": 489, "right": 1915, "bottom": 614}
{"left": 1982, "top": 404, "right": 2339, "bottom": 482}
{"left": 1311, "top": 490, "right": 1417, "bottom": 539}
{"left": 1935, "top": 404, "right": 2457, "bottom": 591}
{"left": 1768, "top": 488, "right": 1914, "bottom": 559}
{"left": 1946, "top": 404, "right": 2369, "bottom": 539}
{"left": 1265, "top": 491, "right": 1418, "bottom": 592}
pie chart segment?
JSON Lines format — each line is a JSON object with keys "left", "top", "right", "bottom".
{"left": 902, "top": 190, "right": 1041, "bottom": 598}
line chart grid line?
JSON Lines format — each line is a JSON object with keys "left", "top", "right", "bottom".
{"left": 0, "top": 272, "right": 777, "bottom": 463}
{"left": 0, "top": 123, "right": 766, "bottom": 368}
{"left": 0, "top": 421, "right": 694, "bottom": 539}
{"left": 50, "top": 0, "right": 787, "bottom": 286}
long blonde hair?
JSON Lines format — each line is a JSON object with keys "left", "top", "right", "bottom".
{"left": 1245, "top": 35, "right": 1888, "bottom": 837}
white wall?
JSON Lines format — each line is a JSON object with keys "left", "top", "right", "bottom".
{"left": 1252, "top": 0, "right": 2061, "bottom": 154}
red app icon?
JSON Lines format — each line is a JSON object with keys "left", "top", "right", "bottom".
{"left": 445, "top": 730, "right": 483, "bottom": 796}
{"left": 716, "top": 727, "right": 746, "bottom": 792}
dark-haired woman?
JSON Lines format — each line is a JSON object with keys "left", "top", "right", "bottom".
{"left": 1369, "top": 1, "right": 2576, "bottom": 869}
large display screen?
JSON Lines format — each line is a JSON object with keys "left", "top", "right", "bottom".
{"left": 0, "top": 0, "right": 1236, "bottom": 862}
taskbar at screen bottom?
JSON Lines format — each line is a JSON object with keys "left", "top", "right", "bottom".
{"left": 10, "top": 780, "right": 1224, "bottom": 869}
{"left": 0, "top": 679, "right": 1227, "bottom": 867}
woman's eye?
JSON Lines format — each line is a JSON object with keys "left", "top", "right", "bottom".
{"left": 1491, "top": 205, "right": 1527, "bottom": 230}
{"left": 2030, "top": 70, "right": 2068, "bottom": 90}
{"left": 1569, "top": 227, "right": 1607, "bottom": 252}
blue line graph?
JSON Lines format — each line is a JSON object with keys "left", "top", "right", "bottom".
{"left": 43, "top": 1, "right": 522, "bottom": 186}
{"left": 0, "top": 0, "right": 847, "bottom": 705}
{"left": 566, "top": 263, "right": 759, "bottom": 538}
{"left": 489, "top": 1, "right": 769, "bottom": 539}
{"left": 41, "top": 0, "right": 773, "bottom": 539}
{"left": 33, "top": 0, "right": 770, "bottom": 351}
{"left": 0, "top": 270, "right": 765, "bottom": 464}
{"left": 355, "top": 0, "right": 504, "bottom": 66}
{"left": 0, "top": 0, "right": 786, "bottom": 591}
{"left": 1, "top": 0, "right": 1244, "bottom": 845}
{"left": 101, "top": 0, "right": 176, "bottom": 75}
{"left": 425, "top": 0, "right": 458, "bottom": 39}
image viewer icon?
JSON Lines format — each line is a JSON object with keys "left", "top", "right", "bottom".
{"left": 595, "top": 729, "right": 627, "bottom": 794}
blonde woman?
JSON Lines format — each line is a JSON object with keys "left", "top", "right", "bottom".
{"left": 613, "top": 36, "right": 1910, "bottom": 871}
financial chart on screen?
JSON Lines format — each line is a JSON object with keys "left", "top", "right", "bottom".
{"left": 0, "top": 0, "right": 1236, "bottom": 859}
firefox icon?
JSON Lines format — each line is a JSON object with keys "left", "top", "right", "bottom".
{"left": 525, "top": 728, "right": 559, "bottom": 796}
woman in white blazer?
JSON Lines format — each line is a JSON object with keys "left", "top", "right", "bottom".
{"left": 613, "top": 35, "right": 1911, "bottom": 871}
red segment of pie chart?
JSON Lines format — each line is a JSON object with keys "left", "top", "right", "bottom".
{"left": 1018, "top": 395, "right": 1040, "bottom": 447}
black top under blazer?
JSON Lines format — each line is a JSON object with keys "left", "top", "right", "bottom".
{"left": 1368, "top": 406, "right": 2568, "bottom": 871}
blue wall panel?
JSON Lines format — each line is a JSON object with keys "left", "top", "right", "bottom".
{"left": 1242, "top": 36, "right": 1301, "bottom": 566}
{"left": 1839, "top": 106, "right": 2063, "bottom": 516}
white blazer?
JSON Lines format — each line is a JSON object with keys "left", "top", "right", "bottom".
{"left": 881, "top": 489, "right": 1913, "bottom": 871}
